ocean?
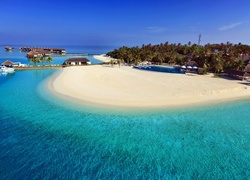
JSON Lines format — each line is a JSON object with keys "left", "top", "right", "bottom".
{"left": 0, "top": 45, "right": 116, "bottom": 66}
{"left": 0, "top": 45, "right": 250, "bottom": 179}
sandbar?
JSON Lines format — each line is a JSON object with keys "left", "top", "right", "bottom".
{"left": 48, "top": 65, "right": 250, "bottom": 109}
{"left": 93, "top": 54, "right": 114, "bottom": 63}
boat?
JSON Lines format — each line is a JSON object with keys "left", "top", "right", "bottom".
{"left": 0, "top": 66, "right": 15, "bottom": 73}
{"left": 4, "top": 46, "right": 14, "bottom": 51}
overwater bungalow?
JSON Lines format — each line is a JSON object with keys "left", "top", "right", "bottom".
{"left": 64, "top": 58, "right": 91, "bottom": 66}
{"left": 20, "top": 47, "right": 66, "bottom": 57}
{"left": 4, "top": 46, "right": 14, "bottom": 51}
{"left": 27, "top": 49, "right": 52, "bottom": 58}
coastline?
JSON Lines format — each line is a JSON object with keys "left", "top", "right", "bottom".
{"left": 93, "top": 54, "right": 115, "bottom": 63}
{"left": 47, "top": 65, "right": 250, "bottom": 109}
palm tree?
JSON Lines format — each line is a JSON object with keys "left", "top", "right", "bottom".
{"left": 46, "top": 56, "right": 53, "bottom": 66}
{"left": 117, "top": 59, "right": 121, "bottom": 68}
{"left": 40, "top": 56, "right": 44, "bottom": 65}
{"left": 30, "top": 57, "right": 39, "bottom": 66}
{"left": 235, "top": 59, "right": 244, "bottom": 71}
{"left": 106, "top": 41, "right": 250, "bottom": 74}
{"left": 212, "top": 52, "right": 224, "bottom": 73}
{"left": 168, "top": 51, "right": 176, "bottom": 65}
{"left": 110, "top": 59, "right": 114, "bottom": 67}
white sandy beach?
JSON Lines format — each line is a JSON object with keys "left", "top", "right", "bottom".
{"left": 93, "top": 54, "right": 115, "bottom": 63}
{"left": 48, "top": 65, "right": 250, "bottom": 108}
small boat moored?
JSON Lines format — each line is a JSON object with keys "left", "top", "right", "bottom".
{"left": 4, "top": 46, "right": 14, "bottom": 51}
{"left": 0, "top": 66, "right": 15, "bottom": 73}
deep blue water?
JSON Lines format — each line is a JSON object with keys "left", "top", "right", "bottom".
{"left": 0, "top": 46, "right": 250, "bottom": 179}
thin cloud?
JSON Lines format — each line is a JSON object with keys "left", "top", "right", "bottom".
{"left": 219, "top": 22, "right": 243, "bottom": 31}
{"left": 147, "top": 26, "right": 167, "bottom": 33}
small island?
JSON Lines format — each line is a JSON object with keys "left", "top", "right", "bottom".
{"left": 48, "top": 41, "right": 250, "bottom": 109}
{"left": 106, "top": 42, "right": 250, "bottom": 79}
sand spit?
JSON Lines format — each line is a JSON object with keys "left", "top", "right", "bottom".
{"left": 48, "top": 65, "right": 250, "bottom": 108}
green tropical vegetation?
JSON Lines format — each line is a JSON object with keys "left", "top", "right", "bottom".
{"left": 29, "top": 56, "right": 53, "bottom": 66}
{"left": 107, "top": 42, "right": 250, "bottom": 73}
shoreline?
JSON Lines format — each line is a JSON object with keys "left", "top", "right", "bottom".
{"left": 15, "top": 65, "right": 63, "bottom": 70}
{"left": 93, "top": 54, "right": 115, "bottom": 63}
{"left": 47, "top": 65, "right": 250, "bottom": 109}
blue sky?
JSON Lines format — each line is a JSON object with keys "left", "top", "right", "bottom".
{"left": 1, "top": 0, "right": 250, "bottom": 46}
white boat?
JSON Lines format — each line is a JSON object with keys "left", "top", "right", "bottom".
{"left": 4, "top": 46, "right": 14, "bottom": 51}
{"left": 0, "top": 66, "right": 15, "bottom": 73}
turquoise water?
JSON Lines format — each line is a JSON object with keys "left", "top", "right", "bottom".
{"left": 0, "top": 69, "right": 250, "bottom": 179}
{"left": 0, "top": 45, "right": 117, "bottom": 65}
{"left": 1, "top": 45, "right": 250, "bottom": 179}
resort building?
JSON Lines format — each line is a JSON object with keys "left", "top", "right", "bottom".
{"left": 20, "top": 47, "right": 66, "bottom": 58}
{"left": 1, "top": 60, "right": 14, "bottom": 67}
{"left": 224, "top": 60, "right": 250, "bottom": 80}
{"left": 181, "top": 60, "right": 199, "bottom": 72}
{"left": 1, "top": 60, "right": 27, "bottom": 67}
{"left": 64, "top": 58, "right": 91, "bottom": 66}
{"left": 27, "top": 49, "right": 52, "bottom": 58}
{"left": 185, "top": 60, "right": 198, "bottom": 67}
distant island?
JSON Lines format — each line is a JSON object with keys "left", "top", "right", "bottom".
{"left": 107, "top": 42, "right": 250, "bottom": 77}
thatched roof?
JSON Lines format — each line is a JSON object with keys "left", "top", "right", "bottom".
{"left": 2, "top": 60, "right": 14, "bottom": 66}
{"left": 240, "top": 54, "right": 250, "bottom": 61}
{"left": 185, "top": 60, "right": 198, "bottom": 67}
{"left": 245, "top": 63, "right": 250, "bottom": 73}
{"left": 33, "top": 49, "right": 51, "bottom": 53}
{"left": 65, "top": 58, "right": 90, "bottom": 63}
{"left": 225, "top": 69, "right": 245, "bottom": 76}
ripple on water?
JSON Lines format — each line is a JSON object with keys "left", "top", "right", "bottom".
{"left": 0, "top": 69, "right": 250, "bottom": 179}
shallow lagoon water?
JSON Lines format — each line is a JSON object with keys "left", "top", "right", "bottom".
{"left": 0, "top": 45, "right": 115, "bottom": 66}
{"left": 0, "top": 69, "right": 250, "bottom": 179}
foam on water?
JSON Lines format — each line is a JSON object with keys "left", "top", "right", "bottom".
{"left": 0, "top": 69, "right": 250, "bottom": 179}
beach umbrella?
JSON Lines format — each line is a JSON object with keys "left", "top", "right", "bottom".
{"left": 181, "top": 65, "right": 186, "bottom": 69}
{"left": 192, "top": 66, "right": 198, "bottom": 69}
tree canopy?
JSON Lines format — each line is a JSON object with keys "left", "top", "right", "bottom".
{"left": 29, "top": 56, "right": 53, "bottom": 66}
{"left": 107, "top": 42, "right": 250, "bottom": 73}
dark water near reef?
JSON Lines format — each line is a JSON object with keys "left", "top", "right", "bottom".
{"left": 0, "top": 46, "right": 250, "bottom": 179}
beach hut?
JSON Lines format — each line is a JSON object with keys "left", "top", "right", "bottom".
{"left": 64, "top": 58, "right": 91, "bottom": 66}
{"left": 224, "top": 69, "right": 246, "bottom": 80}
{"left": 184, "top": 60, "right": 199, "bottom": 72}
{"left": 192, "top": 66, "right": 198, "bottom": 69}
{"left": 27, "top": 51, "right": 38, "bottom": 58}
{"left": 2, "top": 60, "right": 14, "bottom": 67}
{"left": 185, "top": 60, "right": 198, "bottom": 67}
{"left": 244, "top": 61, "right": 250, "bottom": 72}
{"left": 243, "top": 63, "right": 250, "bottom": 80}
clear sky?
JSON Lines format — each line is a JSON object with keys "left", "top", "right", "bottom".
{"left": 1, "top": 0, "right": 250, "bottom": 46}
